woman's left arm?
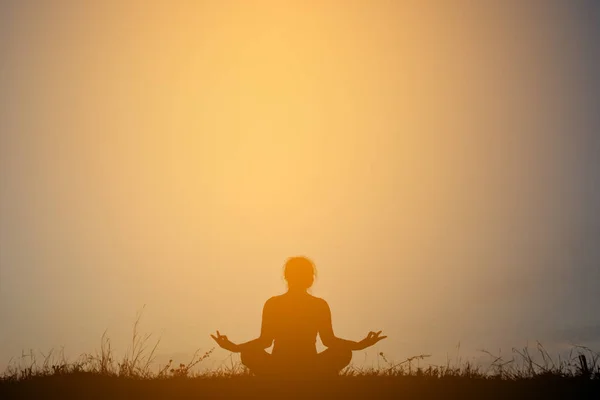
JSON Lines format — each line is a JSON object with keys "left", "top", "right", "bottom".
{"left": 237, "top": 299, "right": 275, "bottom": 352}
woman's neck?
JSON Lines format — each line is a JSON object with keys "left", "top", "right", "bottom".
{"left": 287, "top": 287, "right": 308, "bottom": 295}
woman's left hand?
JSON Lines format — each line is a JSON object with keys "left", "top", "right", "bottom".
{"left": 356, "top": 331, "right": 387, "bottom": 350}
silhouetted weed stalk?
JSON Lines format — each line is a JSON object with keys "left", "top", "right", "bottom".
{"left": 340, "top": 342, "right": 599, "bottom": 381}
{"left": 2, "top": 310, "right": 599, "bottom": 382}
{"left": 2, "top": 308, "right": 215, "bottom": 381}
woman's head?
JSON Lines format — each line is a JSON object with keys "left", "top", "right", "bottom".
{"left": 283, "top": 256, "right": 316, "bottom": 290}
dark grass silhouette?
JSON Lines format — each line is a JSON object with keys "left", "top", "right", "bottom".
{"left": 1, "top": 325, "right": 599, "bottom": 400}
{"left": 2, "top": 371, "right": 598, "bottom": 400}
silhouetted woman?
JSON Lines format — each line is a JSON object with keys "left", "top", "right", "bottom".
{"left": 211, "top": 256, "right": 387, "bottom": 377}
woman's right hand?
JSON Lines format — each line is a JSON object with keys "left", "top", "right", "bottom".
{"left": 210, "top": 331, "right": 240, "bottom": 353}
{"left": 356, "top": 331, "right": 387, "bottom": 350}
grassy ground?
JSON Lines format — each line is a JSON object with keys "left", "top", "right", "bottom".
{"left": 1, "top": 368, "right": 599, "bottom": 399}
{"left": 1, "top": 372, "right": 598, "bottom": 400}
{"left": 2, "top": 318, "right": 599, "bottom": 399}
{"left": 2, "top": 347, "right": 598, "bottom": 399}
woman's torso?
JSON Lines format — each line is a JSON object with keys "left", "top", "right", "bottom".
{"left": 269, "top": 292, "right": 324, "bottom": 360}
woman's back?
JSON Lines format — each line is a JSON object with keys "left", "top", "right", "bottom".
{"left": 267, "top": 292, "right": 326, "bottom": 360}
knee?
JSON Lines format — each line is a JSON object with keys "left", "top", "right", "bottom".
{"left": 240, "top": 348, "right": 264, "bottom": 367}
{"left": 240, "top": 349, "right": 255, "bottom": 366}
{"left": 339, "top": 348, "right": 352, "bottom": 365}
{"left": 328, "top": 346, "right": 352, "bottom": 367}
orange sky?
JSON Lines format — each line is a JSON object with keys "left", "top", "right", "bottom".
{"left": 1, "top": 1, "right": 599, "bottom": 371}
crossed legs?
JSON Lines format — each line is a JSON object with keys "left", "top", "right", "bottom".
{"left": 241, "top": 347, "right": 352, "bottom": 377}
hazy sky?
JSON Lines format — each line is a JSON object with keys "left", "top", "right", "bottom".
{"left": 1, "top": 1, "right": 599, "bottom": 371}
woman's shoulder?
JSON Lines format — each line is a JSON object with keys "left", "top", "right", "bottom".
{"left": 265, "top": 294, "right": 284, "bottom": 304}
{"left": 308, "top": 294, "right": 329, "bottom": 307}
